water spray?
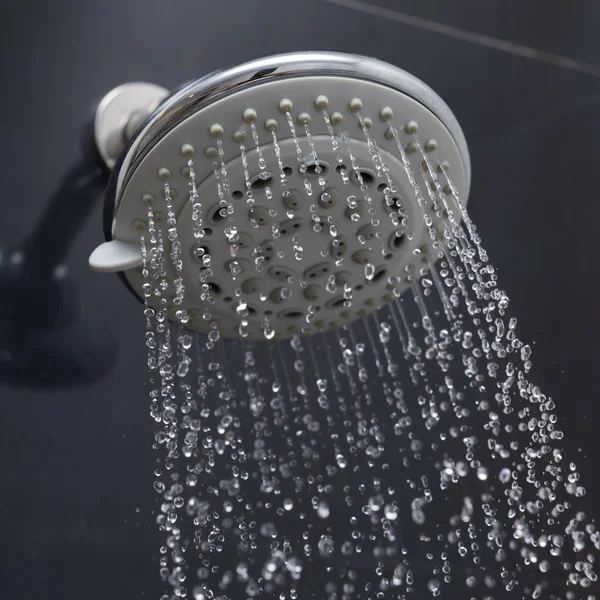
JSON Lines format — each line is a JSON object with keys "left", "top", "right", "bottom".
{"left": 80, "top": 53, "right": 599, "bottom": 599}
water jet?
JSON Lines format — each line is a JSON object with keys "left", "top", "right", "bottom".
{"left": 83, "top": 52, "right": 599, "bottom": 599}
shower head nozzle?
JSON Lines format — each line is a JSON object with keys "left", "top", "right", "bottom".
{"left": 89, "top": 52, "right": 471, "bottom": 341}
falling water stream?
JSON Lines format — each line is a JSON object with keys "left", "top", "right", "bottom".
{"left": 139, "top": 110, "right": 599, "bottom": 600}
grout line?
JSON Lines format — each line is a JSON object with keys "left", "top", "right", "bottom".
{"left": 324, "top": 0, "right": 600, "bottom": 79}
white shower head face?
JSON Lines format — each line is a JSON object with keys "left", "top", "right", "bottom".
{"left": 94, "top": 53, "right": 470, "bottom": 341}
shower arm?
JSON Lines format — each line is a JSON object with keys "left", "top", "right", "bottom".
{"left": 21, "top": 155, "right": 109, "bottom": 278}
{"left": 0, "top": 82, "right": 167, "bottom": 388}
{"left": 20, "top": 83, "right": 168, "bottom": 277}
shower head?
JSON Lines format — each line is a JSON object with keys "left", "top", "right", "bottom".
{"left": 89, "top": 51, "right": 471, "bottom": 341}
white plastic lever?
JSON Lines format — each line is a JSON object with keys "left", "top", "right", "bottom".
{"left": 89, "top": 240, "right": 143, "bottom": 272}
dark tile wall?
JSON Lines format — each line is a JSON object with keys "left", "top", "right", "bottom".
{"left": 1, "top": 1, "right": 599, "bottom": 597}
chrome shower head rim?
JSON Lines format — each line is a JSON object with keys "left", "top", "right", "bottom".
{"left": 104, "top": 51, "right": 471, "bottom": 239}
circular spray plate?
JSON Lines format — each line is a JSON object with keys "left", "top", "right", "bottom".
{"left": 105, "top": 74, "right": 469, "bottom": 340}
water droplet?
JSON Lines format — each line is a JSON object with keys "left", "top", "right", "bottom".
{"left": 317, "top": 535, "right": 334, "bottom": 557}
{"left": 316, "top": 501, "right": 330, "bottom": 519}
{"left": 336, "top": 454, "right": 347, "bottom": 469}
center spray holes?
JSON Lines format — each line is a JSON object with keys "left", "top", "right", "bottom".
{"left": 241, "top": 277, "right": 265, "bottom": 295}
{"left": 357, "top": 224, "right": 377, "bottom": 241}
{"left": 279, "top": 218, "right": 303, "bottom": 237}
{"left": 233, "top": 231, "right": 253, "bottom": 250}
{"left": 304, "top": 262, "right": 333, "bottom": 281}
{"left": 367, "top": 266, "right": 388, "bottom": 284}
{"left": 302, "top": 161, "right": 330, "bottom": 179}
{"left": 207, "top": 281, "right": 221, "bottom": 295}
{"left": 269, "top": 286, "right": 289, "bottom": 305}
{"left": 327, "top": 296, "right": 346, "bottom": 309}
{"left": 351, "top": 168, "right": 376, "bottom": 187}
{"left": 208, "top": 203, "right": 229, "bottom": 225}
{"left": 282, "top": 189, "right": 304, "bottom": 212}
{"left": 259, "top": 241, "right": 275, "bottom": 263}
{"left": 225, "top": 258, "right": 250, "bottom": 274}
{"left": 344, "top": 199, "right": 368, "bottom": 221}
{"left": 267, "top": 265, "right": 295, "bottom": 283}
{"left": 330, "top": 235, "right": 348, "bottom": 259}
{"left": 334, "top": 271, "right": 353, "bottom": 286}
{"left": 389, "top": 230, "right": 405, "bottom": 250}
{"left": 352, "top": 249, "right": 374, "bottom": 265}
{"left": 279, "top": 308, "right": 304, "bottom": 320}
{"left": 232, "top": 303, "right": 257, "bottom": 315}
{"left": 303, "top": 284, "right": 322, "bottom": 302}
{"left": 192, "top": 243, "right": 211, "bottom": 263}
{"left": 250, "top": 172, "right": 274, "bottom": 191}
{"left": 248, "top": 205, "right": 272, "bottom": 226}
{"left": 318, "top": 187, "right": 339, "bottom": 210}
{"left": 382, "top": 195, "right": 404, "bottom": 213}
